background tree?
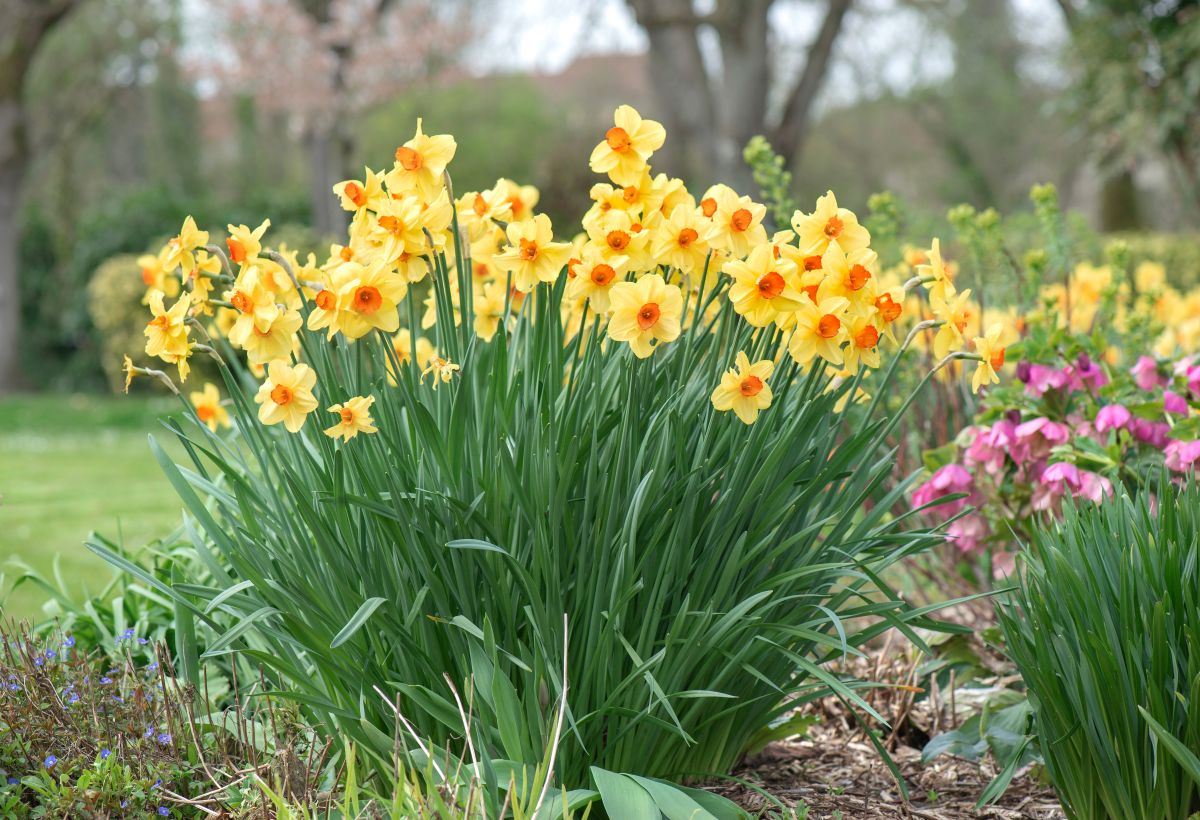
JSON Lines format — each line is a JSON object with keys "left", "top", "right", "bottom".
{"left": 625, "top": 0, "right": 853, "bottom": 187}
{"left": 0, "top": 0, "right": 82, "bottom": 393}
{"left": 1058, "top": 0, "right": 1200, "bottom": 226}
{"left": 206, "top": 0, "right": 469, "bottom": 235}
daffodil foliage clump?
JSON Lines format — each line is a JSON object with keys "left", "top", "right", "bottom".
{"left": 119, "top": 105, "right": 1003, "bottom": 800}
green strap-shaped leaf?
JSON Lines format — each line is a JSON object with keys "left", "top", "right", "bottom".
{"left": 331, "top": 596, "right": 387, "bottom": 648}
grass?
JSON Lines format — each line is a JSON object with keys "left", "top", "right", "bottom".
{"left": 0, "top": 393, "right": 184, "bottom": 621}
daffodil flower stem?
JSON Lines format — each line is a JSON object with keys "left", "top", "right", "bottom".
{"left": 202, "top": 244, "right": 235, "bottom": 278}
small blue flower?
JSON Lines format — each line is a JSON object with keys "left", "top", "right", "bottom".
{"left": 6, "top": 777, "right": 17, "bottom": 785}
{"left": 100, "top": 749, "right": 111, "bottom": 760}
{"left": 99, "top": 676, "right": 113, "bottom": 685}
{"left": 138, "top": 637, "right": 150, "bottom": 645}
{"left": 62, "top": 635, "right": 75, "bottom": 648}
{"left": 158, "top": 808, "right": 170, "bottom": 817}
{"left": 146, "top": 662, "right": 159, "bottom": 672}
{"left": 44, "top": 650, "right": 56, "bottom": 660}
{"left": 144, "top": 726, "right": 155, "bottom": 738}
{"left": 68, "top": 694, "right": 80, "bottom": 705}
{"left": 156, "top": 733, "right": 171, "bottom": 745}
{"left": 120, "top": 800, "right": 128, "bottom": 809}
{"left": 43, "top": 756, "right": 57, "bottom": 769}
{"left": 152, "top": 778, "right": 162, "bottom": 790}
{"left": 119, "top": 628, "right": 135, "bottom": 642}
{"left": 34, "top": 657, "right": 43, "bottom": 667}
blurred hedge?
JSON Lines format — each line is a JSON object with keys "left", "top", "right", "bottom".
{"left": 20, "top": 185, "right": 312, "bottom": 392}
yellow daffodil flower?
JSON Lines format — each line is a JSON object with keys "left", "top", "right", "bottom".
{"left": 711, "top": 352, "right": 775, "bottom": 424}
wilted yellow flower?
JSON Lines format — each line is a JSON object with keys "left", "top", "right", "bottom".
{"left": 325, "top": 395, "right": 378, "bottom": 441}
{"left": 421, "top": 356, "right": 461, "bottom": 390}
{"left": 711, "top": 352, "right": 775, "bottom": 425}
{"left": 255, "top": 361, "right": 318, "bottom": 433}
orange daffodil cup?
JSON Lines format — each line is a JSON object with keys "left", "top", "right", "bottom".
{"left": 128, "top": 104, "right": 1010, "bottom": 439}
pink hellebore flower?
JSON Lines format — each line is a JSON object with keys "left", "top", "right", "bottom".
{"left": 964, "top": 420, "right": 1016, "bottom": 476}
{"left": 1188, "top": 366, "right": 1200, "bottom": 396}
{"left": 1025, "top": 364, "right": 1069, "bottom": 397}
{"left": 913, "top": 463, "right": 974, "bottom": 519}
{"left": 1164, "top": 440, "right": 1200, "bottom": 473}
{"left": 946, "top": 513, "right": 990, "bottom": 555}
{"left": 1131, "top": 356, "right": 1165, "bottom": 391}
{"left": 1164, "top": 390, "right": 1189, "bottom": 416}
{"left": 1077, "top": 471, "right": 1113, "bottom": 503}
{"left": 1015, "top": 417, "right": 1070, "bottom": 462}
{"left": 1130, "top": 418, "right": 1171, "bottom": 449}
{"left": 1095, "top": 404, "right": 1132, "bottom": 434}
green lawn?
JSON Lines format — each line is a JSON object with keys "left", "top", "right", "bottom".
{"left": 0, "top": 394, "right": 185, "bottom": 621}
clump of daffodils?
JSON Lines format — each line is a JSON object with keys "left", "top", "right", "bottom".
{"left": 130, "top": 104, "right": 1009, "bottom": 434}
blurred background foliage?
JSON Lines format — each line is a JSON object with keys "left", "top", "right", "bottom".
{"left": 1, "top": 0, "right": 1198, "bottom": 393}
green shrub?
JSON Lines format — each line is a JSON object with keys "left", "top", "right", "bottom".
{"left": 998, "top": 481, "right": 1200, "bottom": 819}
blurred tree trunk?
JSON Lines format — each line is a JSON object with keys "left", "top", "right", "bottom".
{"left": 627, "top": 0, "right": 852, "bottom": 188}
{"left": 1098, "top": 168, "right": 1142, "bottom": 232}
{"left": 0, "top": 0, "right": 81, "bottom": 394}
{"left": 306, "top": 41, "right": 352, "bottom": 237}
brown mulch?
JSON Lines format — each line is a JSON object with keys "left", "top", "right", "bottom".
{"left": 709, "top": 612, "right": 1064, "bottom": 819}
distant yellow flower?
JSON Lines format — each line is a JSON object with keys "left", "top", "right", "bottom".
{"left": 711, "top": 352, "right": 775, "bottom": 425}
{"left": 255, "top": 361, "right": 318, "bottom": 433}
{"left": 971, "top": 323, "right": 1006, "bottom": 392}
{"left": 702, "top": 185, "right": 767, "bottom": 259}
{"left": 494, "top": 213, "right": 572, "bottom": 293}
{"left": 607, "top": 273, "right": 683, "bottom": 358}
{"left": 324, "top": 395, "right": 378, "bottom": 441}
{"left": 788, "top": 296, "right": 849, "bottom": 367}
{"left": 387, "top": 118, "right": 457, "bottom": 201}
{"left": 473, "top": 280, "right": 508, "bottom": 341}
{"left": 190, "top": 383, "right": 230, "bottom": 431}
{"left": 589, "top": 105, "right": 666, "bottom": 186}
{"left": 138, "top": 249, "right": 180, "bottom": 301}
{"left": 931, "top": 286, "right": 974, "bottom": 359}
{"left": 791, "top": 191, "right": 870, "bottom": 257}
{"left": 916, "top": 238, "right": 955, "bottom": 302}
{"left": 391, "top": 333, "right": 434, "bottom": 372}
{"left": 722, "top": 243, "right": 804, "bottom": 328}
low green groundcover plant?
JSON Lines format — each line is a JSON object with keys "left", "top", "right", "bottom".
{"left": 106, "top": 105, "right": 1003, "bottom": 815}
{"left": 999, "top": 480, "right": 1200, "bottom": 820}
